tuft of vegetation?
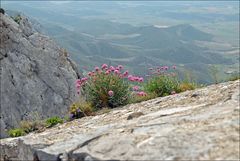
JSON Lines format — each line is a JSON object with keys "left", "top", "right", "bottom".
{"left": 69, "top": 101, "right": 95, "bottom": 120}
{"left": 11, "top": 14, "right": 22, "bottom": 24}
{"left": 84, "top": 73, "right": 129, "bottom": 108}
{"left": 8, "top": 128, "right": 25, "bottom": 137}
{"left": 45, "top": 116, "right": 63, "bottom": 128}
{"left": 130, "top": 92, "right": 157, "bottom": 104}
{"left": 144, "top": 66, "right": 198, "bottom": 97}
{"left": 19, "top": 120, "right": 45, "bottom": 133}
{"left": 144, "top": 75, "right": 180, "bottom": 97}
{"left": 8, "top": 114, "right": 64, "bottom": 137}
{"left": 178, "top": 81, "right": 196, "bottom": 92}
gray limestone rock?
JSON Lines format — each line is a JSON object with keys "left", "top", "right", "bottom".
{"left": 0, "top": 13, "right": 80, "bottom": 138}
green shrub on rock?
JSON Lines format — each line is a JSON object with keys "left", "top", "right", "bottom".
{"left": 130, "top": 92, "right": 157, "bottom": 104}
{"left": 45, "top": 116, "right": 63, "bottom": 128}
{"left": 178, "top": 82, "right": 196, "bottom": 92}
{"left": 145, "top": 74, "right": 180, "bottom": 97}
{"left": 144, "top": 65, "right": 198, "bottom": 97}
{"left": 19, "top": 120, "right": 46, "bottom": 133}
{"left": 8, "top": 128, "right": 25, "bottom": 137}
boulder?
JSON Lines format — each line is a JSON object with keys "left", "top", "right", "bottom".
{"left": 0, "top": 13, "right": 80, "bottom": 138}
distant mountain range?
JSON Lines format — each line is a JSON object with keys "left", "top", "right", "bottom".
{"left": 6, "top": 9, "right": 236, "bottom": 83}
{"left": 39, "top": 19, "right": 232, "bottom": 83}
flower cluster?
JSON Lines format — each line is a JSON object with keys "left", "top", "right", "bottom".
{"left": 128, "top": 75, "right": 144, "bottom": 82}
{"left": 75, "top": 64, "right": 180, "bottom": 108}
{"left": 131, "top": 85, "right": 147, "bottom": 97}
{"left": 137, "top": 91, "right": 147, "bottom": 96}
{"left": 75, "top": 77, "right": 88, "bottom": 94}
{"left": 75, "top": 64, "right": 145, "bottom": 95}
{"left": 84, "top": 64, "right": 129, "bottom": 78}
{"left": 148, "top": 65, "right": 176, "bottom": 76}
{"left": 75, "top": 64, "right": 146, "bottom": 108}
{"left": 103, "top": 65, "right": 128, "bottom": 77}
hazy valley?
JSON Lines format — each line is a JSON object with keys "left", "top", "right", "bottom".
{"left": 2, "top": 1, "right": 239, "bottom": 83}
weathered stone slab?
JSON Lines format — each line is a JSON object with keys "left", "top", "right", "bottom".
{"left": 1, "top": 80, "right": 239, "bottom": 160}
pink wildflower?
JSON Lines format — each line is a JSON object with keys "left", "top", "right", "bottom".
{"left": 75, "top": 80, "right": 81, "bottom": 88}
{"left": 105, "top": 70, "right": 111, "bottom": 75}
{"left": 114, "top": 70, "right": 120, "bottom": 74}
{"left": 123, "top": 70, "right": 129, "bottom": 77}
{"left": 172, "top": 65, "right": 176, "bottom": 69}
{"left": 88, "top": 72, "right": 92, "bottom": 76}
{"left": 81, "top": 77, "right": 88, "bottom": 82}
{"left": 76, "top": 84, "right": 81, "bottom": 89}
{"left": 139, "top": 77, "right": 144, "bottom": 82}
{"left": 76, "top": 79, "right": 81, "bottom": 84}
{"left": 101, "top": 64, "right": 108, "bottom": 70}
{"left": 134, "top": 77, "right": 139, "bottom": 81}
{"left": 130, "top": 78, "right": 135, "bottom": 82}
{"left": 132, "top": 86, "right": 139, "bottom": 91}
{"left": 109, "top": 66, "right": 115, "bottom": 71}
{"left": 128, "top": 75, "right": 133, "bottom": 79}
{"left": 118, "top": 65, "right": 123, "bottom": 70}
{"left": 108, "top": 90, "right": 114, "bottom": 97}
{"left": 95, "top": 66, "right": 100, "bottom": 71}
{"left": 128, "top": 75, "right": 135, "bottom": 81}
{"left": 137, "top": 91, "right": 147, "bottom": 96}
{"left": 75, "top": 79, "right": 82, "bottom": 95}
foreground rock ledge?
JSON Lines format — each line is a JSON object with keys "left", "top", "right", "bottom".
{"left": 1, "top": 80, "right": 239, "bottom": 161}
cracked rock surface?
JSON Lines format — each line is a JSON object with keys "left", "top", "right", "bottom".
{"left": 0, "top": 13, "right": 80, "bottom": 138}
{"left": 1, "top": 80, "right": 239, "bottom": 160}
